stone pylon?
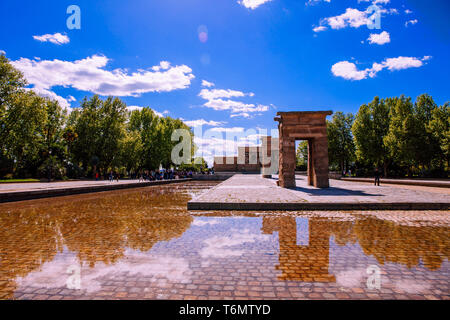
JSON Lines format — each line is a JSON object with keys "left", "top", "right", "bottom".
{"left": 275, "top": 111, "right": 332, "bottom": 188}
{"left": 260, "top": 136, "right": 279, "bottom": 178}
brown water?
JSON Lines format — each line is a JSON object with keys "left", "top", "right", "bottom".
{"left": 0, "top": 181, "right": 448, "bottom": 300}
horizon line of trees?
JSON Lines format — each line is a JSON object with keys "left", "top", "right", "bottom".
{"left": 0, "top": 54, "right": 206, "bottom": 180}
{"left": 297, "top": 95, "right": 449, "bottom": 178}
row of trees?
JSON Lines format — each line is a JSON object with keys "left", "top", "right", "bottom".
{"left": 297, "top": 95, "right": 449, "bottom": 178}
{"left": 0, "top": 54, "right": 203, "bottom": 180}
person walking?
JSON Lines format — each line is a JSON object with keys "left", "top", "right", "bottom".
{"left": 374, "top": 167, "right": 381, "bottom": 186}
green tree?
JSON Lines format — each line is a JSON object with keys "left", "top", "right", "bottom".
{"left": 37, "top": 99, "right": 68, "bottom": 179}
{"left": 2, "top": 92, "right": 47, "bottom": 176}
{"left": 119, "top": 130, "right": 143, "bottom": 173}
{"left": 128, "top": 107, "right": 160, "bottom": 170}
{"left": 413, "top": 94, "right": 441, "bottom": 170}
{"left": 97, "top": 97, "right": 127, "bottom": 170}
{"left": 296, "top": 141, "right": 308, "bottom": 170}
{"left": 0, "top": 53, "right": 28, "bottom": 176}
{"left": 384, "top": 96, "right": 417, "bottom": 175}
{"left": 327, "top": 112, "right": 355, "bottom": 173}
{"left": 71, "top": 96, "right": 126, "bottom": 176}
{"left": 352, "top": 97, "right": 391, "bottom": 176}
{"left": 0, "top": 54, "right": 27, "bottom": 122}
{"left": 427, "top": 102, "right": 450, "bottom": 170}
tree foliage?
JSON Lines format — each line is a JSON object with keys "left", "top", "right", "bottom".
{"left": 327, "top": 112, "right": 355, "bottom": 172}
{"left": 352, "top": 97, "right": 391, "bottom": 176}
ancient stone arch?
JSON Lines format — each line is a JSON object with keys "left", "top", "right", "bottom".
{"left": 275, "top": 111, "right": 332, "bottom": 188}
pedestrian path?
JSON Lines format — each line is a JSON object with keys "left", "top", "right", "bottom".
{"left": 188, "top": 174, "right": 450, "bottom": 211}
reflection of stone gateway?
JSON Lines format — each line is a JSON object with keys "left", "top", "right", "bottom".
{"left": 262, "top": 216, "right": 336, "bottom": 283}
{"left": 275, "top": 111, "right": 332, "bottom": 188}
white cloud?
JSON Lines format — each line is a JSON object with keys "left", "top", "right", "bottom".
{"left": 367, "top": 31, "right": 390, "bottom": 45}
{"left": 313, "top": 26, "right": 328, "bottom": 33}
{"left": 126, "top": 106, "right": 168, "bottom": 117}
{"left": 210, "top": 127, "right": 245, "bottom": 133}
{"left": 306, "top": 0, "right": 331, "bottom": 7}
{"left": 199, "top": 88, "right": 247, "bottom": 100}
{"left": 33, "top": 33, "right": 70, "bottom": 45}
{"left": 198, "top": 87, "right": 269, "bottom": 118}
{"left": 231, "top": 112, "right": 251, "bottom": 118}
{"left": 127, "top": 105, "right": 145, "bottom": 112}
{"left": 151, "top": 61, "right": 171, "bottom": 71}
{"left": 358, "top": 0, "right": 390, "bottom": 4}
{"left": 25, "top": 87, "right": 72, "bottom": 111}
{"left": 204, "top": 98, "right": 269, "bottom": 114}
{"left": 388, "top": 8, "right": 398, "bottom": 15}
{"left": 332, "top": 56, "right": 431, "bottom": 80}
{"left": 331, "top": 61, "right": 368, "bottom": 81}
{"left": 199, "top": 229, "right": 271, "bottom": 258}
{"left": 182, "top": 119, "right": 226, "bottom": 127}
{"left": 0, "top": 50, "right": 5, "bottom": 55}
{"left": 316, "top": 4, "right": 398, "bottom": 32}
{"left": 324, "top": 8, "right": 369, "bottom": 30}
{"left": 192, "top": 218, "right": 222, "bottom": 227}
{"left": 17, "top": 252, "right": 192, "bottom": 293}
{"left": 201, "top": 80, "right": 215, "bottom": 87}
{"left": 382, "top": 56, "right": 425, "bottom": 71}
{"left": 404, "top": 9, "right": 413, "bottom": 14}
{"left": 405, "top": 19, "right": 418, "bottom": 27}
{"left": 11, "top": 55, "right": 195, "bottom": 98}
{"left": 238, "top": 0, "right": 272, "bottom": 10}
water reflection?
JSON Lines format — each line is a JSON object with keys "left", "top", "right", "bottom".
{"left": 0, "top": 185, "right": 198, "bottom": 298}
{"left": 262, "top": 216, "right": 335, "bottom": 282}
{"left": 262, "top": 214, "right": 449, "bottom": 283}
{"left": 0, "top": 182, "right": 448, "bottom": 299}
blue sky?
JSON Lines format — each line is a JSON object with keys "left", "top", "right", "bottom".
{"left": 1, "top": 0, "right": 449, "bottom": 163}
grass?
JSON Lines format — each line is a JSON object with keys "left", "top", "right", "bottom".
{"left": 0, "top": 178, "right": 40, "bottom": 183}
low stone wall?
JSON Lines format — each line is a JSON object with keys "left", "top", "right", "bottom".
{"left": 188, "top": 201, "right": 450, "bottom": 211}
{"left": 192, "top": 173, "right": 235, "bottom": 181}
{"left": 341, "top": 177, "right": 450, "bottom": 188}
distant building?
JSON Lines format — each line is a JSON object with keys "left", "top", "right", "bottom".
{"left": 213, "top": 136, "right": 278, "bottom": 175}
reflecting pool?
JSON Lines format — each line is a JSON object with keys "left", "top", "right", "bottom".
{"left": 0, "top": 182, "right": 448, "bottom": 300}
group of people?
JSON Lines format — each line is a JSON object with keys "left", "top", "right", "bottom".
{"left": 94, "top": 168, "right": 214, "bottom": 182}
{"left": 137, "top": 169, "right": 194, "bottom": 182}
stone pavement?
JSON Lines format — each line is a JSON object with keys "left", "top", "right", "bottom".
{"left": 188, "top": 174, "right": 450, "bottom": 210}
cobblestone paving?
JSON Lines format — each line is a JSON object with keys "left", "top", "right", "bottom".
{"left": 0, "top": 182, "right": 448, "bottom": 300}
{"left": 191, "top": 174, "right": 450, "bottom": 204}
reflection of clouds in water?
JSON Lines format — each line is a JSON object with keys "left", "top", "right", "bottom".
{"left": 17, "top": 250, "right": 191, "bottom": 293}
{"left": 393, "top": 279, "right": 431, "bottom": 294}
{"left": 335, "top": 268, "right": 367, "bottom": 288}
{"left": 335, "top": 267, "right": 433, "bottom": 293}
{"left": 192, "top": 218, "right": 222, "bottom": 227}
{"left": 200, "top": 228, "right": 271, "bottom": 258}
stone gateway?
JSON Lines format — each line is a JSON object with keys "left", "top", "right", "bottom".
{"left": 275, "top": 111, "right": 332, "bottom": 189}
